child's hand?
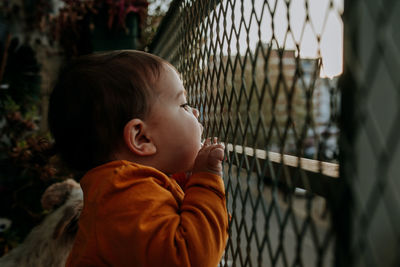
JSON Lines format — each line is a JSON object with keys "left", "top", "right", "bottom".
{"left": 192, "top": 138, "right": 225, "bottom": 176}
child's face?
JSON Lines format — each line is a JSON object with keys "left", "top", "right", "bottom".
{"left": 145, "top": 64, "right": 203, "bottom": 174}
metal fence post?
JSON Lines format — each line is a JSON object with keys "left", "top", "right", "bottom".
{"left": 341, "top": 0, "right": 400, "bottom": 266}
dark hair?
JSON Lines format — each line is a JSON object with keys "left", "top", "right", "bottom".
{"left": 48, "top": 50, "right": 165, "bottom": 172}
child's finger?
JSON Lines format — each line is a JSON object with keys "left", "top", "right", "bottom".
{"left": 203, "top": 137, "right": 211, "bottom": 146}
{"left": 211, "top": 143, "right": 224, "bottom": 151}
{"left": 209, "top": 147, "right": 224, "bottom": 161}
{"left": 201, "top": 143, "right": 223, "bottom": 152}
{"left": 217, "top": 142, "right": 224, "bottom": 149}
{"left": 199, "top": 144, "right": 214, "bottom": 154}
{"left": 198, "top": 138, "right": 224, "bottom": 157}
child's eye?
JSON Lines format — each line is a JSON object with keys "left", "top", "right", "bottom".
{"left": 180, "top": 103, "right": 191, "bottom": 111}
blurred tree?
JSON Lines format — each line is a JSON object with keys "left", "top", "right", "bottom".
{"left": 140, "top": 0, "right": 172, "bottom": 49}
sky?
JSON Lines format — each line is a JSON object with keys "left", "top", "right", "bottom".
{"left": 207, "top": 0, "right": 344, "bottom": 78}
{"left": 149, "top": 0, "right": 344, "bottom": 78}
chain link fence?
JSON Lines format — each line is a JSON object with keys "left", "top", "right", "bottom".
{"left": 150, "top": 0, "right": 399, "bottom": 266}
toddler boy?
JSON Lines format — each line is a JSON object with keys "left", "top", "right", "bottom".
{"left": 48, "top": 50, "right": 228, "bottom": 267}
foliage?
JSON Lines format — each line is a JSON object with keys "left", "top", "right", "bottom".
{"left": 49, "top": 0, "right": 149, "bottom": 57}
{"left": 0, "top": 16, "right": 71, "bottom": 256}
{"left": 141, "top": 0, "right": 172, "bottom": 49}
{"left": 0, "top": 103, "right": 60, "bottom": 256}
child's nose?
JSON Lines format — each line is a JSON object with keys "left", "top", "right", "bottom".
{"left": 192, "top": 108, "right": 199, "bottom": 118}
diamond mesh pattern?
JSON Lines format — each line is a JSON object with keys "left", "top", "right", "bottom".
{"left": 341, "top": 0, "right": 400, "bottom": 266}
{"left": 150, "top": 0, "right": 344, "bottom": 266}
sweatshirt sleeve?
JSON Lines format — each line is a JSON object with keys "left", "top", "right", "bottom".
{"left": 95, "top": 170, "right": 228, "bottom": 267}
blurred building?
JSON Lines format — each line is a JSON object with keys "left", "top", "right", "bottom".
{"left": 205, "top": 42, "right": 339, "bottom": 160}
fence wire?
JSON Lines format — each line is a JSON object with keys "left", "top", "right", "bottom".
{"left": 341, "top": 1, "right": 400, "bottom": 267}
{"left": 149, "top": 0, "right": 399, "bottom": 266}
{"left": 150, "top": 0, "right": 341, "bottom": 266}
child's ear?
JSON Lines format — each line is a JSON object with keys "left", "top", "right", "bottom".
{"left": 123, "top": 119, "right": 156, "bottom": 156}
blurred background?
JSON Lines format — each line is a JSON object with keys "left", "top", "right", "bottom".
{"left": 0, "top": 0, "right": 172, "bottom": 255}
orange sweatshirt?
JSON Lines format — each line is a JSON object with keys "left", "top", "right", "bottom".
{"left": 66, "top": 160, "right": 228, "bottom": 267}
